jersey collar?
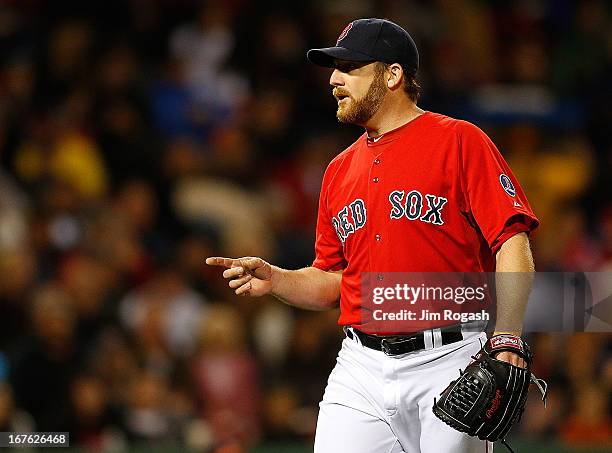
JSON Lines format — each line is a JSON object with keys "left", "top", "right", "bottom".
{"left": 365, "top": 111, "right": 429, "bottom": 147}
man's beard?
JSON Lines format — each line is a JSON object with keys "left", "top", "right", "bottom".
{"left": 336, "top": 68, "right": 387, "bottom": 125}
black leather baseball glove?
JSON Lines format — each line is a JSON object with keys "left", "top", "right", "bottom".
{"left": 432, "top": 334, "right": 547, "bottom": 452}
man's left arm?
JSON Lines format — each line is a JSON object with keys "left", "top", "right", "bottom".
{"left": 494, "top": 231, "right": 535, "bottom": 367}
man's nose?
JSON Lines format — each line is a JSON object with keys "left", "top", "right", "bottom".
{"left": 329, "top": 69, "right": 344, "bottom": 87}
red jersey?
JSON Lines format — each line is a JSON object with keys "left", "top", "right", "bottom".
{"left": 312, "top": 112, "right": 539, "bottom": 327}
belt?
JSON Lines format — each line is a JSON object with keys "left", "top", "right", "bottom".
{"left": 345, "top": 325, "right": 463, "bottom": 356}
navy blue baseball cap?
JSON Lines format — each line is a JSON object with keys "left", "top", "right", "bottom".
{"left": 307, "top": 18, "right": 419, "bottom": 74}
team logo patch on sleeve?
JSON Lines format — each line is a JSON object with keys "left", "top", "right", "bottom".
{"left": 499, "top": 174, "right": 516, "bottom": 197}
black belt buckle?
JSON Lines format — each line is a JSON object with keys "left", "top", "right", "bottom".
{"left": 380, "top": 336, "right": 419, "bottom": 356}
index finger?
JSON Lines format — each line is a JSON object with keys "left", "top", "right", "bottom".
{"left": 205, "top": 257, "right": 239, "bottom": 268}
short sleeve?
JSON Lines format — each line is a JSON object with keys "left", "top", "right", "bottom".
{"left": 459, "top": 122, "right": 539, "bottom": 253}
{"left": 312, "top": 170, "right": 347, "bottom": 271}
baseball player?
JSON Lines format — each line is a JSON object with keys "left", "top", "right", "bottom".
{"left": 207, "top": 18, "right": 539, "bottom": 453}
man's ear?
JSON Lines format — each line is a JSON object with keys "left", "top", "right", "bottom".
{"left": 386, "top": 63, "right": 404, "bottom": 90}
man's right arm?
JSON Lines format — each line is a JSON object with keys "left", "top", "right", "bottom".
{"left": 205, "top": 257, "right": 341, "bottom": 311}
{"left": 270, "top": 266, "right": 341, "bottom": 310}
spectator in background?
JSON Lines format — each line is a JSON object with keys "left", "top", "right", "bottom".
{"left": 68, "top": 373, "right": 121, "bottom": 450}
{"left": 0, "top": 382, "right": 34, "bottom": 433}
{"left": 0, "top": 352, "right": 34, "bottom": 433}
{"left": 122, "top": 369, "right": 177, "bottom": 444}
{"left": 192, "top": 304, "right": 260, "bottom": 447}
{"left": 169, "top": 2, "right": 249, "bottom": 132}
{"left": 89, "top": 328, "right": 139, "bottom": 408}
{"left": 119, "top": 268, "right": 208, "bottom": 369}
{"left": 10, "top": 284, "right": 79, "bottom": 431}
{"left": 559, "top": 384, "right": 612, "bottom": 445}
{"left": 0, "top": 246, "right": 36, "bottom": 347}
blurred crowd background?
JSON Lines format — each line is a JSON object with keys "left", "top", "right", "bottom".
{"left": 0, "top": 0, "right": 610, "bottom": 451}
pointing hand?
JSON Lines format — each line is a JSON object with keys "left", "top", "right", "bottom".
{"left": 205, "top": 256, "right": 273, "bottom": 296}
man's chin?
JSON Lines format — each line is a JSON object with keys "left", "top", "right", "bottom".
{"left": 336, "top": 108, "right": 353, "bottom": 124}
{"left": 337, "top": 113, "right": 362, "bottom": 125}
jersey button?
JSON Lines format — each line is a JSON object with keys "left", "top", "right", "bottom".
{"left": 377, "top": 273, "right": 384, "bottom": 281}
{"left": 372, "top": 177, "right": 379, "bottom": 183}
{"left": 375, "top": 234, "right": 381, "bottom": 241}
{"left": 374, "top": 158, "right": 381, "bottom": 165}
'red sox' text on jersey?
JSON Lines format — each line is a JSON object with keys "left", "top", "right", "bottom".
{"left": 312, "top": 112, "right": 539, "bottom": 328}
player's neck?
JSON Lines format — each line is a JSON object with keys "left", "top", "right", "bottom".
{"left": 364, "top": 98, "right": 424, "bottom": 139}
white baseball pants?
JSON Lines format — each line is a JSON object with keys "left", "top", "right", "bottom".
{"left": 314, "top": 329, "right": 493, "bottom": 453}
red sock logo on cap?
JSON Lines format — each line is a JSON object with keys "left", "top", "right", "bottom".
{"left": 337, "top": 22, "right": 354, "bottom": 44}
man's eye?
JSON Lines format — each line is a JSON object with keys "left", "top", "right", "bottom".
{"left": 336, "top": 62, "right": 357, "bottom": 72}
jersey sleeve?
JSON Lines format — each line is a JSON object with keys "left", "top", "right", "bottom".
{"left": 312, "top": 167, "right": 347, "bottom": 271}
{"left": 458, "top": 122, "right": 539, "bottom": 253}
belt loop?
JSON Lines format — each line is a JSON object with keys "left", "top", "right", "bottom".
{"left": 432, "top": 328, "right": 443, "bottom": 348}
{"left": 344, "top": 326, "right": 361, "bottom": 346}
{"left": 423, "top": 329, "right": 434, "bottom": 350}
{"left": 352, "top": 327, "right": 362, "bottom": 346}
